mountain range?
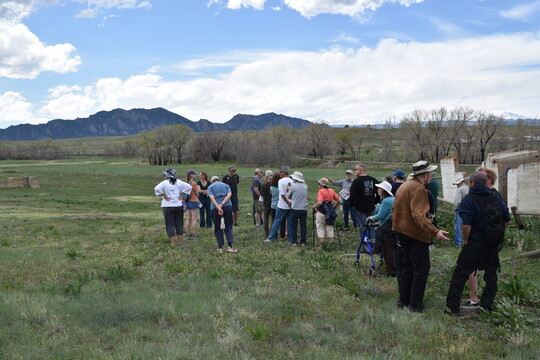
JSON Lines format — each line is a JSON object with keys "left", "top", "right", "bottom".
{"left": 0, "top": 108, "right": 313, "bottom": 141}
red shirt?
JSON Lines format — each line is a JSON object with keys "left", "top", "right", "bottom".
{"left": 317, "top": 188, "right": 339, "bottom": 202}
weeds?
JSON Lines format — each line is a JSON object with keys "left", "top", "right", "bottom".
{"left": 480, "top": 298, "right": 535, "bottom": 330}
{"left": 101, "top": 264, "right": 134, "bottom": 284}
{"left": 499, "top": 275, "right": 538, "bottom": 305}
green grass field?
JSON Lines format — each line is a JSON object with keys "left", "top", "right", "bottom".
{"left": 0, "top": 159, "right": 538, "bottom": 359}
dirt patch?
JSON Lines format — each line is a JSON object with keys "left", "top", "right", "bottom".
{"left": 67, "top": 214, "right": 117, "bottom": 220}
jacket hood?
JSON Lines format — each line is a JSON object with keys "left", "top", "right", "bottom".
{"left": 469, "top": 185, "right": 491, "bottom": 196}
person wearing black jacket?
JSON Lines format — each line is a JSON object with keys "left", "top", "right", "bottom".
{"left": 349, "top": 163, "right": 380, "bottom": 241}
{"left": 446, "top": 171, "right": 511, "bottom": 314}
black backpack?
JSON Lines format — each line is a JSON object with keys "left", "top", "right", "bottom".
{"left": 469, "top": 193, "right": 504, "bottom": 247}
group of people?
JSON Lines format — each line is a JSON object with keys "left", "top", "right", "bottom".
{"left": 154, "top": 160, "right": 511, "bottom": 316}
{"left": 154, "top": 168, "right": 239, "bottom": 253}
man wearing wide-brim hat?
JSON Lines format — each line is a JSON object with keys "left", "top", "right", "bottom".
{"left": 452, "top": 173, "right": 469, "bottom": 248}
{"left": 392, "top": 160, "right": 449, "bottom": 313}
{"left": 287, "top": 171, "right": 309, "bottom": 245}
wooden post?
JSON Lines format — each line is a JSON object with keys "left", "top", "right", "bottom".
{"left": 511, "top": 206, "right": 525, "bottom": 230}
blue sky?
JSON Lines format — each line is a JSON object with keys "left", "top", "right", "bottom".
{"left": 0, "top": 0, "right": 539, "bottom": 128}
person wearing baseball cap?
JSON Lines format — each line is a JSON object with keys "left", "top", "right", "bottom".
{"left": 328, "top": 169, "right": 357, "bottom": 231}
{"left": 391, "top": 169, "right": 405, "bottom": 195}
{"left": 392, "top": 160, "right": 449, "bottom": 313}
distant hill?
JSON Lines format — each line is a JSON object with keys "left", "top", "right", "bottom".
{"left": 0, "top": 108, "right": 313, "bottom": 141}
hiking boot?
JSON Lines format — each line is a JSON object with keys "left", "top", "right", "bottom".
{"left": 444, "top": 308, "right": 460, "bottom": 316}
{"left": 408, "top": 304, "right": 425, "bottom": 313}
{"left": 396, "top": 300, "right": 408, "bottom": 309}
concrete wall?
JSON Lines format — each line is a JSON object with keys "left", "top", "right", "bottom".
{"left": 485, "top": 150, "right": 540, "bottom": 203}
{"left": 0, "top": 177, "right": 40, "bottom": 189}
{"left": 507, "top": 162, "right": 540, "bottom": 215}
{"left": 440, "top": 156, "right": 463, "bottom": 203}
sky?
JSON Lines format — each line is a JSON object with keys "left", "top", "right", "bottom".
{"left": 0, "top": 0, "right": 539, "bottom": 129}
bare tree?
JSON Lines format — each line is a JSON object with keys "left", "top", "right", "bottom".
{"left": 475, "top": 111, "right": 503, "bottom": 161}
{"left": 400, "top": 110, "right": 430, "bottom": 161}
{"left": 302, "top": 123, "right": 336, "bottom": 159}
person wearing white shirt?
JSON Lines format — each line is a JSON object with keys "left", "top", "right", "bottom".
{"left": 265, "top": 166, "right": 293, "bottom": 243}
{"left": 154, "top": 168, "right": 193, "bottom": 247}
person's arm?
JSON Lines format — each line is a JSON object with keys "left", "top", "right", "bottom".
{"left": 253, "top": 180, "right": 261, "bottom": 197}
{"left": 154, "top": 182, "right": 171, "bottom": 201}
{"left": 370, "top": 199, "right": 390, "bottom": 221}
{"left": 197, "top": 183, "right": 208, "bottom": 195}
{"left": 410, "top": 186, "right": 448, "bottom": 240}
{"left": 281, "top": 193, "right": 292, "bottom": 208}
{"left": 462, "top": 225, "right": 471, "bottom": 244}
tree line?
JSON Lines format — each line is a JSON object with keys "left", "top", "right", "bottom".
{"left": 1, "top": 107, "right": 538, "bottom": 165}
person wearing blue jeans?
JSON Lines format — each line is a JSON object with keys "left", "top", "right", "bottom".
{"left": 452, "top": 174, "right": 469, "bottom": 247}
{"left": 348, "top": 164, "right": 379, "bottom": 242}
{"left": 288, "top": 171, "right": 309, "bottom": 245}
{"left": 208, "top": 176, "right": 238, "bottom": 253}
{"left": 328, "top": 170, "right": 357, "bottom": 230}
{"left": 265, "top": 166, "right": 293, "bottom": 243}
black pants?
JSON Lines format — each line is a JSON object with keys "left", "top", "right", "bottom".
{"left": 446, "top": 243, "right": 499, "bottom": 312}
{"left": 163, "top": 207, "right": 184, "bottom": 237}
{"left": 397, "top": 233, "right": 430, "bottom": 308}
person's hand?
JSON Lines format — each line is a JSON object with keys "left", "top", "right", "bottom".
{"left": 436, "top": 230, "right": 449, "bottom": 241}
{"left": 367, "top": 216, "right": 373, "bottom": 222}
{"left": 163, "top": 195, "right": 171, "bottom": 201}
{"left": 218, "top": 208, "right": 223, "bottom": 216}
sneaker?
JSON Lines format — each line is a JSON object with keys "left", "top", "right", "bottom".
{"left": 227, "top": 247, "right": 238, "bottom": 253}
{"left": 217, "top": 248, "right": 224, "bottom": 253}
{"left": 234, "top": 223, "right": 240, "bottom": 227}
{"left": 462, "top": 300, "right": 479, "bottom": 307}
{"left": 264, "top": 239, "right": 272, "bottom": 243}
{"left": 177, "top": 243, "right": 183, "bottom": 247}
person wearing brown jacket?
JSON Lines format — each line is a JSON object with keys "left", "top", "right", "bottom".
{"left": 392, "top": 160, "right": 449, "bottom": 313}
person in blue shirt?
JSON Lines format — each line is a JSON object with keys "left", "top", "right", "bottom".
{"left": 208, "top": 176, "right": 238, "bottom": 253}
{"left": 368, "top": 181, "right": 396, "bottom": 276}
{"left": 368, "top": 181, "right": 395, "bottom": 225}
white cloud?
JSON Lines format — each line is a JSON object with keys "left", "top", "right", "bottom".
{"left": 0, "top": 21, "right": 81, "bottom": 79}
{"left": 500, "top": 1, "right": 540, "bottom": 21}
{"left": 73, "top": 0, "right": 151, "bottom": 18}
{"left": 23, "top": 32, "right": 540, "bottom": 126}
{"left": 0, "top": 91, "right": 48, "bottom": 126}
{"left": 208, "top": 0, "right": 425, "bottom": 17}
